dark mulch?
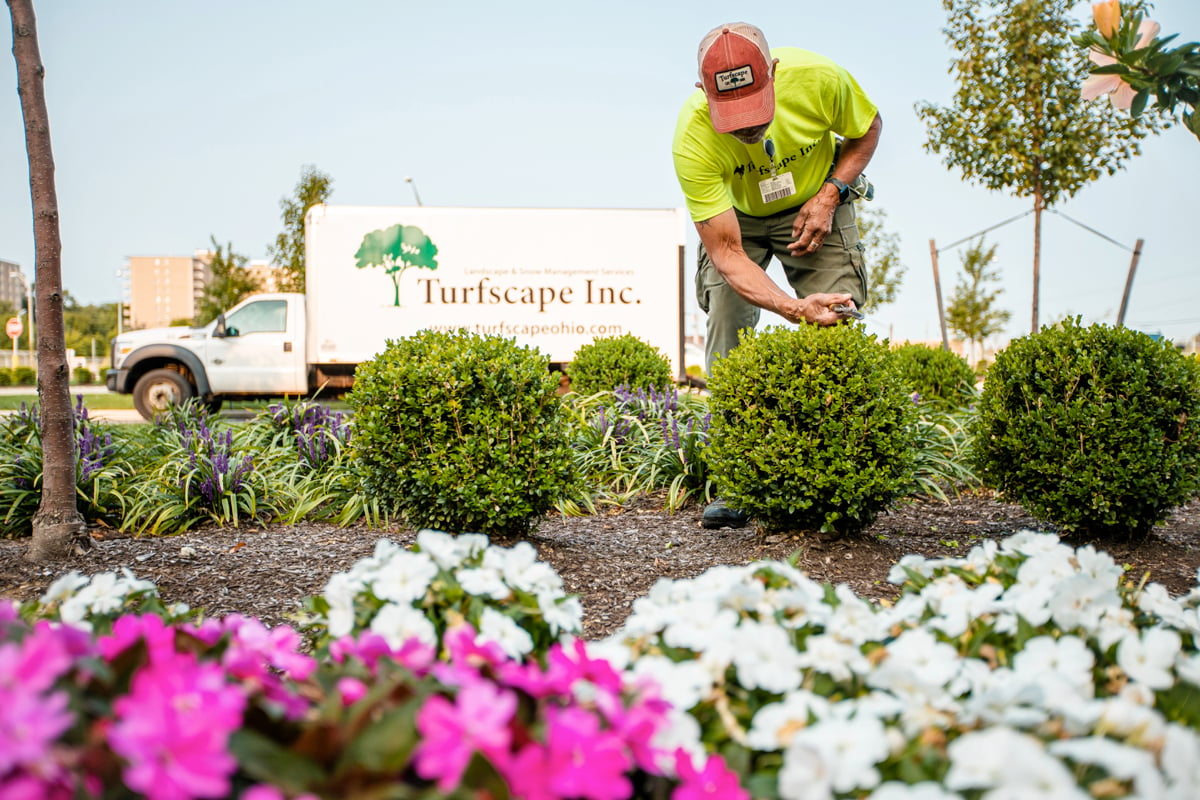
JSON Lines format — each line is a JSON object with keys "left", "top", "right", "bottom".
{"left": 2, "top": 493, "right": 1198, "bottom": 640}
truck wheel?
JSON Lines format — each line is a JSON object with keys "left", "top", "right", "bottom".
{"left": 133, "top": 368, "right": 194, "bottom": 420}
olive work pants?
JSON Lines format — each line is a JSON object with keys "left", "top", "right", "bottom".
{"left": 695, "top": 201, "right": 868, "bottom": 375}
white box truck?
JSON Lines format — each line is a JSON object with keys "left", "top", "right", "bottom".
{"left": 107, "top": 205, "right": 687, "bottom": 419}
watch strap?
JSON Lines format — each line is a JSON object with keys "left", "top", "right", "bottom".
{"left": 824, "top": 177, "right": 850, "bottom": 204}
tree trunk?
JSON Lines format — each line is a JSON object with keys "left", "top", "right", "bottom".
{"left": 1031, "top": 185, "right": 1044, "bottom": 334}
{"left": 9, "top": 0, "right": 90, "bottom": 561}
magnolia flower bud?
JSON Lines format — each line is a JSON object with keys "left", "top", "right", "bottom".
{"left": 1092, "top": 0, "right": 1121, "bottom": 39}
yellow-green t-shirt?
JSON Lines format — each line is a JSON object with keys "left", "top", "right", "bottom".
{"left": 672, "top": 47, "right": 878, "bottom": 222}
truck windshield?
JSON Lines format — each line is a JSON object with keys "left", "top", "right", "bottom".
{"left": 224, "top": 300, "right": 287, "bottom": 335}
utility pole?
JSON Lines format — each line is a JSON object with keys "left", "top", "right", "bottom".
{"left": 929, "top": 239, "right": 950, "bottom": 351}
{"left": 1116, "top": 238, "right": 1144, "bottom": 328}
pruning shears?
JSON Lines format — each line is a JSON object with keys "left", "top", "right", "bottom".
{"left": 832, "top": 303, "right": 865, "bottom": 321}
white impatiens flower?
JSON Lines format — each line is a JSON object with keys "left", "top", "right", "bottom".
{"left": 1049, "top": 736, "right": 1165, "bottom": 798}
{"left": 746, "top": 690, "right": 834, "bottom": 751}
{"left": 776, "top": 742, "right": 834, "bottom": 800}
{"left": 322, "top": 571, "right": 365, "bottom": 638}
{"left": 956, "top": 665, "right": 1048, "bottom": 729}
{"left": 787, "top": 714, "right": 889, "bottom": 794}
{"left": 369, "top": 601, "right": 437, "bottom": 650}
{"left": 828, "top": 585, "right": 888, "bottom": 645}
{"left": 456, "top": 548, "right": 511, "bottom": 600}
{"left": 500, "top": 541, "right": 562, "bottom": 595}
{"left": 1118, "top": 626, "right": 1182, "bottom": 690}
{"left": 1012, "top": 635, "right": 1095, "bottom": 706}
{"left": 730, "top": 620, "right": 803, "bottom": 693}
{"left": 58, "top": 568, "right": 156, "bottom": 627}
{"left": 663, "top": 603, "right": 740, "bottom": 654}
{"left": 478, "top": 606, "right": 534, "bottom": 660}
{"left": 1137, "top": 581, "right": 1194, "bottom": 631}
{"left": 1048, "top": 573, "right": 1121, "bottom": 632}
{"left": 371, "top": 550, "right": 438, "bottom": 604}
{"left": 415, "top": 529, "right": 487, "bottom": 570}
{"left": 630, "top": 654, "right": 714, "bottom": 712}
{"left": 1162, "top": 723, "right": 1200, "bottom": 799}
{"left": 795, "top": 633, "right": 870, "bottom": 682}
{"left": 867, "top": 627, "right": 960, "bottom": 697}
{"left": 40, "top": 571, "right": 89, "bottom": 606}
{"left": 537, "top": 592, "right": 582, "bottom": 636}
{"left": 945, "top": 727, "right": 1086, "bottom": 798}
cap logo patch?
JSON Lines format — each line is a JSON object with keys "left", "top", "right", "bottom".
{"left": 715, "top": 65, "right": 754, "bottom": 92}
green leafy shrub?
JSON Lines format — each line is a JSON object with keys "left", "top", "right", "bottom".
{"left": 890, "top": 343, "right": 977, "bottom": 410}
{"left": 0, "top": 368, "right": 11, "bottom": 386}
{"left": 71, "top": 366, "right": 94, "bottom": 384}
{"left": 971, "top": 319, "right": 1200, "bottom": 535}
{"left": 12, "top": 366, "right": 35, "bottom": 385}
{"left": 706, "top": 325, "right": 918, "bottom": 534}
{"left": 348, "top": 330, "right": 577, "bottom": 537}
{"left": 567, "top": 333, "right": 674, "bottom": 396}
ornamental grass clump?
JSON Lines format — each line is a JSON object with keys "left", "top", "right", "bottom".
{"left": 971, "top": 318, "right": 1200, "bottom": 535}
{"left": 600, "top": 530, "right": 1200, "bottom": 799}
{"left": 567, "top": 333, "right": 675, "bottom": 396}
{"left": 890, "top": 342, "right": 978, "bottom": 411}
{"left": 0, "top": 396, "right": 131, "bottom": 536}
{"left": 348, "top": 330, "right": 577, "bottom": 537}
{"left": 560, "top": 386, "right": 713, "bottom": 513}
{"left": 705, "top": 324, "right": 918, "bottom": 534}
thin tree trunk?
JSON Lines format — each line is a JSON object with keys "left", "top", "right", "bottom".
{"left": 8, "top": 0, "right": 90, "bottom": 561}
{"left": 1031, "top": 186, "right": 1043, "bottom": 334}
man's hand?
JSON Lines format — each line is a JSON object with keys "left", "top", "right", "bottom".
{"left": 787, "top": 184, "right": 840, "bottom": 256}
{"left": 777, "top": 292, "right": 857, "bottom": 326}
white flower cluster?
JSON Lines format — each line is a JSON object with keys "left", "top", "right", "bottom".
{"left": 37, "top": 568, "right": 163, "bottom": 631}
{"left": 318, "top": 529, "right": 582, "bottom": 659}
{"left": 600, "top": 530, "right": 1200, "bottom": 799}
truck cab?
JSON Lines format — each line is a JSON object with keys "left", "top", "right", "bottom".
{"left": 106, "top": 293, "right": 308, "bottom": 419}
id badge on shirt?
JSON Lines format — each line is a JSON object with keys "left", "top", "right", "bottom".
{"left": 758, "top": 172, "right": 796, "bottom": 205}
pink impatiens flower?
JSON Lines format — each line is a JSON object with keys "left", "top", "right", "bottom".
{"left": 109, "top": 650, "right": 246, "bottom": 800}
{"left": 414, "top": 678, "right": 517, "bottom": 791}
{"left": 0, "top": 687, "right": 74, "bottom": 776}
{"left": 1081, "top": 19, "right": 1161, "bottom": 110}
{"left": 507, "top": 706, "right": 633, "bottom": 800}
{"left": 671, "top": 749, "right": 750, "bottom": 800}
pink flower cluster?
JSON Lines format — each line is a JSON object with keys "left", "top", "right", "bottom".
{"left": 1, "top": 599, "right": 747, "bottom": 799}
{"left": 411, "top": 628, "right": 748, "bottom": 800}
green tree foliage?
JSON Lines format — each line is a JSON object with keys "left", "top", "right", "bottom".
{"left": 266, "top": 165, "right": 333, "bottom": 293}
{"left": 354, "top": 224, "right": 439, "bottom": 306}
{"left": 915, "top": 0, "right": 1166, "bottom": 332}
{"left": 945, "top": 238, "right": 1011, "bottom": 363}
{"left": 857, "top": 204, "right": 906, "bottom": 310}
{"left": 61, "top": 292, "right": 117, "bottom": 358}
{"left": 195, "top": 237, "right": 262, "bottom": 325}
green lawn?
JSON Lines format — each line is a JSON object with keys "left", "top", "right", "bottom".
{"left": 0, "top": 391, "right": 134, "bottom": 410}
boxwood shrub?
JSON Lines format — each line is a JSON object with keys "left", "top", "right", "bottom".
{"left": 890, "top": 343, "right": 977, "bottom": 411}
{"left": 705, "top": 325, "right": 918, "bottom": 534}
{"left": 567, "top": 334, "right": 674, "bottom": 396}
{"left": 347, "top": 330, "right": 577, "bottom": 537}
{"left": 971, "top": 319, "right": 1200, "bottom": 535}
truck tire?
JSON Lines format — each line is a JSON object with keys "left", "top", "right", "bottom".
{"left": 133, "top": 368, "right": 194, "bottom": 420}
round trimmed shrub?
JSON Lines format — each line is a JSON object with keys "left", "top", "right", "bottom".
{"left": 347, "top": 330, "right": 577, "bottom": 537}
{"left": 72, "top": 366, "right": 94, "bottom": 385}
{"left": 706, "top": 325, "right": 919, "bottom": 534}
{"left": 971, "top": 319, "right": 1200, "bottom": 535}
{"left": 567, "top": 334, "right": 673, "bottom": 396}
{"left": 0, "top": 368, "right": 11, "bottom": 387}
{"left": 891, "top": 343, "right": 977, "bottom": 410}
{"left": 12, "top": 366, "right": 35, "bottom": 385}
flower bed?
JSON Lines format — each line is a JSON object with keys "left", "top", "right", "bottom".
{"left": 5, "top": 528, "right": 1200, "bottom": 798}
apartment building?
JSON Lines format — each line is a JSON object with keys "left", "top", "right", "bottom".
{"left": 122, "top": 251, "right": 287, "bottom": 330}
{"left": 0, "top": 258, "right": 28, "bottom": 313}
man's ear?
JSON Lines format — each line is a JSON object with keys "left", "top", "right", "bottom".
{"left": 770, "top": 58, "right": 780, "bottom": 80}
{"left": 695, "top": 81, "right": 703, "bottom": 89}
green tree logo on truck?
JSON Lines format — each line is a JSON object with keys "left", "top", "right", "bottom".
{"left": 354, "top": 224, "right": 439, "bottom": 306}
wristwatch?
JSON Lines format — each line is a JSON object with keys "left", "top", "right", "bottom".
{"left": 824, "top": 177, "right": 851, "bottom": 204}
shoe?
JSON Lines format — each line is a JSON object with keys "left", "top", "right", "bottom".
{"left": 701, "top": 499, "right": 750, "bottom": 529}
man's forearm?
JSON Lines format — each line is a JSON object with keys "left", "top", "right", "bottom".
{"left": 829, "top": 112, "right": 882, "bottom": 186}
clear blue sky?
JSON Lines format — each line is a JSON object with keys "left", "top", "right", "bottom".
{"left": 3, "top": 0, "right": 1198, "bottom": 347}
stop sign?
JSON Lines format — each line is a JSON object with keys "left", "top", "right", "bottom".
{"left": 5, "top": 317, "right": 21, "bottom": 339}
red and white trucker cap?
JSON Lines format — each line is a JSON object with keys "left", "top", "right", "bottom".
{"left": 697, "top": 22, "right": 775, "bottom": 134}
